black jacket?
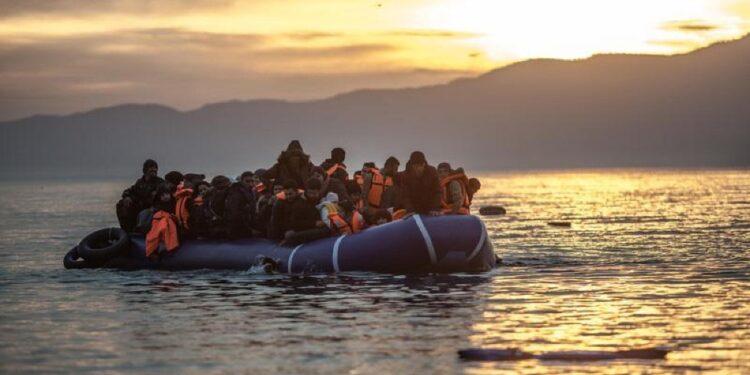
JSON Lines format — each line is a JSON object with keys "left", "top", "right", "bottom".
{"left": 122, "top": 175, "right": 164, "bottom": 209}
{"left": 266, "top": 152, "right": 314, "bottom": 189}
{"left": 268, "top": 196, "right": 320, "bottom": 240}
{"left": 400, "top": 164, "right": 442, "bottom": 214}
{"left": 225, "top": 183, "right": 256, "bottom": 240}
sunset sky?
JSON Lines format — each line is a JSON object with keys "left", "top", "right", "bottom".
{"left": 1, "top": 0, "right": 749, "bottom": 121}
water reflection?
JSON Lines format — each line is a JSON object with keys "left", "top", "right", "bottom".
{"left": 1, "top": 171, "right": 749, "bottom": 374}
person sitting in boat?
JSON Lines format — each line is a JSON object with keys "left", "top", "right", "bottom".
{"left": 145, "top": 183, "right": 180, "bottom": 259}
{"left": 437, "top": 162, "right": 471, "bottom": 215}
{"left": 369, "top": 208, "right": 393, "bottom": 226}
{"left": 362, "top": 156, "right": 400, "bottom": 214}
{"left": 226, "top": 171, "right": 257, "bottom": 240}
{"left": 191, "top": 175, "right": 232, "bottom": 239}
{"left": 254, "top": 179, "right": 282, "bottom": 238}
{"left": 346, "top": 180, "right": 365, "bottom": 213}
{"left": 320, "top": 147, "right": 348, "bottom": 180}
{"left": 468, "top": 177, "right": 481, "bottom": 204}
{"left": 270, "top": 178, "right": 328, "bottom": 245}
{"left": 116, "top": 159, "right": 164, "bottom": 233}
{"left": 317, "top": 192, "right": 365, "bottom": 235}
{"left": 312, "top": 165, "right": 350, "bottom": 204}
{"left": 400, "top": 151, "right": 442, "bottom": 216}
{"left": 264, "top": 140, "right": 314, "bottom": 190}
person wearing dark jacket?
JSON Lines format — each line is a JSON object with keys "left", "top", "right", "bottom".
{"left": 192, "top": 175, "right": 232, "bottom": 239}
{"left": 320, "top": 147, "right": 348, "bottom": 180}
{"left": 269, "top": 178, "right": 328, "bottom": 245}
{"left": 117, "top": 159, "right": 164, "bottom": 232}
{"left": 264, "top": 140, "right": 314, "bottom": 189}
{"left": 226, "top": 171, "right": 256, "bottom": 240}
{"left": 400, "top": 151, "right": 442, "bottom": 215}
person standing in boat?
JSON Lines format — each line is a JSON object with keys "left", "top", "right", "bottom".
{"left": 362, "top": 156, "right": 400, "bottom": 214}
{"left": 320, "top": 147, "right": 348, "bottom": 180}
{"left": 226, "top": 171, "right": 257, "bottom": 240}
{"left": 116, "top": 159, "right": 164, "bottom": 233}
{"left": 400, "top": 151, "right": 442, "bottom": 216}
{"left": 264, "top": 140, "right": 314, "bottom": 190}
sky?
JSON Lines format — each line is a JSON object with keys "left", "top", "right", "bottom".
{"left": 0, "top": 0, "right": 749, "bottom": 121}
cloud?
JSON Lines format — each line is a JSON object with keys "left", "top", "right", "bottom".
{"left": 0, "top": 0, "right": 237, "bottom": 18}
{"left": 0, "top": 28, "right": 470, "bottom": 121}
{"left": 662, "top": 20, "right": 719, "bottom": 33}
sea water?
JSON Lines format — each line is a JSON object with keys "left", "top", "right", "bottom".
{"left": 0, "top": 170, "right": 748, "bottom": 374}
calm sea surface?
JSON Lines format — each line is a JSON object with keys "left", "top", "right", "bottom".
{"left": 1, "top": 170, "right": 748, "bottom": 374}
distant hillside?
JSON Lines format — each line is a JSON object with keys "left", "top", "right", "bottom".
{"left": 1, "top": 35, "right": 749, "bottom": 178}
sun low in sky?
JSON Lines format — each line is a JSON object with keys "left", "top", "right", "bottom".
{"left": 0, "top": 0, "right": 748, "bottom": 121}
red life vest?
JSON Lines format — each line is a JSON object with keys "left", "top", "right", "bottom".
{"left": 365, "top": 168, "right": 394, "bottom": 208}
{"left": 146, "top": 210, "right": 180, "bottom": 257}
{"left": 440, "top": 172, "right": 471, "bottom": 215}
{"left": 323, "top": 202, "right": 365, "bottom": 235}
{"left": 174, "top": 186, "right": 194, "bottom": 230}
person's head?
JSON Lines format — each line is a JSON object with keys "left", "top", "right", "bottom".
{"left": 182, "top": 173, "right": 205, "bottom": 189}
{"left": 437, "top": 162, "right": 452, "bottom": 178}
{"left": 211, "top": 175, "right": 232, "bottom": 191}
{"left": 384, "top": 156, "right": 400, "bottom": 175}
{"left": 142, "top": 159, "right": 158, "bottom": 178}
{"left": 304, "top": 177, "right": 323, "bottom": 201}
{"left": 331, "top": 147, "right": 346, "bottom": 164}
{"left": 371, "top": 209, "right": 392, "bottom": 225}
{"left": 347, "top": 180, "right": 362, "bottom": 201}
{"left": 408, "top": 151, "right": 427, "bottom": 176}
{"left": 362, "top": 162, "right": 376, "bottom": 173}
{"left": 282, "top": 179, "right": 298, "bottom": 199}
{"left": 252, "top": 169, "right": 267, "bottom": 187}
{"left": 272, "top": 181, "right": 285, "bottom": 196}
{"left": 468, "top": 178, "right": 481, "bottom": 195}
{"left": 196, "top": 181, "right": 211, "bottom": 196}
{"left": 239, "top": 171, "right": 254, "bottom": 189}
{"left": 164, "top": 171, "right": 183, "bottom": 191}
{"left": 284, "top": 140, "right": 304, "bottom": 168}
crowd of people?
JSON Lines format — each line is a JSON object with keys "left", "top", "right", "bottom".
{"left": 115, "top": 140, "right": 481, "bottom": 258}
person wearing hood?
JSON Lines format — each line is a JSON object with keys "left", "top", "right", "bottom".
{"left": 264, "top": 140, "right": 314, "bottom": 190}
{"left": 117, "top": 159, "right": 164, "bottom": 233}
{"left": 400, "top": 151, "right": 442, "bottom": 216}
{"left": 163, "top": 171, "right": 183, "bottom": 193}
{"left": 226, "top": 171, "right": 257, "bottom": 240}
{"left": 320, "top": 147, "right": 348, "bottom": 180}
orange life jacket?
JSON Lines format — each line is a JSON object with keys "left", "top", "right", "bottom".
{"left": 174, "top": 186, "right": 194, "bottom": 230}
{"left": 365, "top": 168, "right": 394, "bottom": 208}
{"left": 351, "top": 211, "right": 365, "bottom": 233}
{"left": 440, "top": 172, "right": 471, "bottom": 215}
{"left": 323, "top": 202, "right": 365, "bottom": 235}
{"left": 146, "top": 210, "right": 180, "bottom": 257}
{"left": 326, "top": 163, "right": 347, "bottom": 178}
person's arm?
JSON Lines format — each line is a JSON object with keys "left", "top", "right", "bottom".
{"left": 449, "top": 180, "right": 463, "bottom": 214}
{"left": 320, "top": 206, "right": 332, "bottom": 228}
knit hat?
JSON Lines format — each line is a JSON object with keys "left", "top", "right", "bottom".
{"left": 324, "top": 192, "right": 339, "bottom": 203}
{"left": 385, "top": 156, "right": 400, "bottom": 167}
{"left": 142, "top": 159, "right": 158, "bottom": 174}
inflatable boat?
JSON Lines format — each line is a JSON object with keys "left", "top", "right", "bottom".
{"left": 64, "top": 214, "right": 496, "bottom": 274}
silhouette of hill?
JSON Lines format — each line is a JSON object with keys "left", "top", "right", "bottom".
{"left": 1, "top": 35, "right": 749, "bottom": 178}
